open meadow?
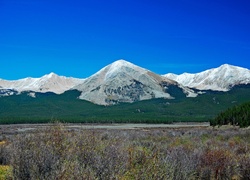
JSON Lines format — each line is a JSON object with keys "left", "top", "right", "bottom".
{"left": 0, "top": 123, "right": 250, "bottom": 179}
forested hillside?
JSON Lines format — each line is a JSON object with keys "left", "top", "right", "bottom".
{"left": 0, "top": 85, "right": 250, "bottom": 124}
{"left": 211, "top": 102, "right": 250, "bottom": 127}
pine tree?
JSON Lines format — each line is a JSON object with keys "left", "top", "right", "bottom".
{"left": 211, "top": 102, "right": 250, "bottom": 127}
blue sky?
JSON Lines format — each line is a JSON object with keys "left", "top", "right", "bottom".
{"left": 0, "top": 0, "right": 250, "bottom": 80}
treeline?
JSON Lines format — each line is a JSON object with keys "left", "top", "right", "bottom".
{"left": 211, "top": 101, "right": 250, "bottom": 127}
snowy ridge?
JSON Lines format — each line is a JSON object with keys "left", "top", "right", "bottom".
{"left": 164, "top": 64, "right": 250, "bottom": 91}
{"left": 0, "top": 72, "right": 85, "bottom": 95}
{"left": 1, "top": 60, "right": 249, "bottom": 105}
{"left": 74, "top": 60, "right": 196, "bottom": 105}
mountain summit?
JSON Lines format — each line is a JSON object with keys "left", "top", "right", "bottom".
{"left": 164, "top": 64, "right": 250, "bottom": 91}
{"left": 74, "top": 60, "right": 196, "bottom": 105}
{"left": 0, "top": 73, "right": 84, "bottom": 95}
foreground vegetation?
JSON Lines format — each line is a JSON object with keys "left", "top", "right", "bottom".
{"left": 0, "top": 124, "right": 250, "bottom": 179}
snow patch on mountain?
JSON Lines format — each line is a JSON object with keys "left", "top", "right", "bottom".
{"left": 0, "top": 89, "right": 18, "bottom": 96}
{"left": 164, "top": 64, "right": 250, "bottom": 91}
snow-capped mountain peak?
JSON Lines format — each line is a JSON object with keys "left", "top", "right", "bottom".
{"left": 164, "top": 64, "right": 250, "bottom": 91}
{"left": 109, "top": 59, "right": 135, "bottom": 68}
{"left": 0, "top": 73, "right": 85, "bottom": 95}
{"left": 43, "top": 72, "right": 58, "bottom": 78}
{"left": 107, "top": 59, "right": 143, "bottom": 71}
{"left": 1, "top": 61, "right": 249, "bottom": 104}
{"left": 74, "top": 60, "right": 196, "bottom": 105}
{"left": 106, "top": 60, "right": 147, "bottom": 79}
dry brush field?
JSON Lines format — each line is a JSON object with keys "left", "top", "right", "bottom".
{"left": 0, "top": 123, "right": 250, "bottom": 179}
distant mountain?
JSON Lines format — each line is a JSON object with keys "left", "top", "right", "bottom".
{"left": 1, "top": 61, "right": 250, "bottom": 105}
{"left": 0, "top": 60, "right": 250, "bottom": 123}
{"left": 74, "top": 60, "right": 196, "bottom": 105}
{"left": 164, "top": 64, "right": 250, "bottom": 91}
{"left": 0, "top": 73, "right": 84, "bottom": 96}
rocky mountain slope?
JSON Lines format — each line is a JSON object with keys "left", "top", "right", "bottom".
{"left": 74, "top": 60, "right": 196, "bottom": 105}
{"left": 164, "top": 64, "right": 250, "bottom": 91}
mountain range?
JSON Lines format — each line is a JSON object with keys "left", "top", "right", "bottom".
{"left": 1, "top": 59, "right": 250, "bottom": 105}
{"left": 0, "top": 73, "right": 84, "bottom": 96}
{"left": 164, "top": 64, "right": 250, "bottom": 91}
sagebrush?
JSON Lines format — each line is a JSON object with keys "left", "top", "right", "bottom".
{"left": 0, "top": 124, "right": 250, "bottom": 179}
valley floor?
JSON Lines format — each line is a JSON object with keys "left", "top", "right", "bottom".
{"left": 0, "top": 122, "right": 210, "bottom": 134}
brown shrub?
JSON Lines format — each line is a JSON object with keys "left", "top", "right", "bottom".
{"left": 1, "top": 124, "right": 250, "bottom": 179}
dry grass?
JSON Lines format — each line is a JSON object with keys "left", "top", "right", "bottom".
{"left": 0, "top": 165, "right": 12, "bottom": 180}
{"left": 0, "top": 142, "right": 6, "bottom": 146}
{"left": 0, "top": 123, "right": 249, "bottom": 179}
